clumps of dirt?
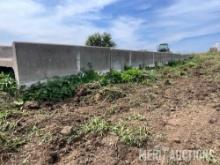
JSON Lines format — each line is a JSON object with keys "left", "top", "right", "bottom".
{"left": 0, "top": 92, "right": 15, "bottom": 110}
{"left": 2, "top": 54, "right": 220, "bottom": 164}
{"left": 94, "top": 87, "right": 126, "bottom": 102}
{"left": 74, "top": 85, "right": 127, "bottom": 106}
{"left": 23, "top": 101, "right": 40, "bottom": 110}
{"left": 47, "top": 151, "right": 60, "bottom": 164}
{"left": 214, "top": 104, "right": 220, "bottom": 112}
{"left": 73, "top": 82, "right": 101, "bottom": 103}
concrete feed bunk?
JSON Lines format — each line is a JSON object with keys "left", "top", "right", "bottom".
{"left": 0, "top": 42, "right": 190, "bottom": 86}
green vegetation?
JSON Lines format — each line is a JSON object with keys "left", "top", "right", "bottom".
{"left": 1, "top": 53, "right": 219, "bottom": 102}
{"left": 68, "top": 117, "right": 151, "bottom": 147}
{"left": 22, "top": 70, "right": 100, "bottom": 102}
{"left": 100, "top": 68, "right": 157, "bottom": 85}
{"left": 0, "top": 107, "right": 27, "bottom": 152}
{"left": 126, "top": 114, "right": 145, "bottom": 121}
{"left": 0, "top": 133, "right": 25, "bottom": 152}
{"left": 0, "top": 72, "right": 17, "bottom": 96}
{"left": 29, "top": 125, "right": 53, "bottom": 144}
{"left": 111, "top": 122, "right": 150, "bottom": 146}
{"left": 81, "top": 117, "right": 110, "bottom": 136}
{"left": 19, "top": 68, "right": 158, "bottom": 102}
{"left": 1, "top": 53, "right": 220, "bottom": 161}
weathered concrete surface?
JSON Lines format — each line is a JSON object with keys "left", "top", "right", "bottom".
{"left": 0, "top": 46, "right": 13, "bottom": 67}
{"left": 161, "top": 53, "right": 172, "bottom": 64}
{"left": 0, "top": 46, "right": 13, "bottom": 58}
{"left": 0, "top": 42, "right": 191, "bottom": 86}
{"left": 80, "top": 46, "right": 110, "bottom": 72}
{"left": 13, "top": 42, "right": 79, "bottom": 85}
{"left": 0, "top": 58, "right": 13, "bottom": 68}
{"left": 131, "top": 51, "right": 154, "bottom": 68}
{"left": 110, "top": 49, "right": 130, "bottom": 70}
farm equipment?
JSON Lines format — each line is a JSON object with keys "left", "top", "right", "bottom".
{"left": 158, "top": 43, "right": 170, "bottom": 52}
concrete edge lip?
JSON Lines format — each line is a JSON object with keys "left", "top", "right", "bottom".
{"left": 0, "top": 45, "right": 14, "bottom": 68}
{"left": 0, "top": 58, "right": 14, "bottom": 67}
{"left": 0, "top": 42, "right": 191, "bottom": 87}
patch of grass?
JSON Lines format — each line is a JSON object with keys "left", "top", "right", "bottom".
{"left": 167, "top": 60, "right": 186, "bottom": 67}
{"left": 101, "top": 68, "right": 157, "bottom": 85}
{"left": 141, "top": 70, "right": 158, "bottom": 84}
{"left": 126, "top": 114, "right": 145, "bottom": 121}
{"left": 69, "top": 117, "right": 151, "bottom": 147}
{"left": 121, "top": 68, "right": 144, "bottom": 83}
{"left": 0, "top": 108, "right": 27, "bottom": 152}
{"left": 0, "top": 109, "right": 23, "bottom": 120}
{"left": 28, "top": 125, "right": 53, "bottom": 144}
{"left": 0, "top": 133, "right": 25, "bottom": 152}
{"left": 105, "top": 105, "right": 118, "bottom": 115}
{"left": 81, "top": 117, "right": 110, "bottom": 136}
{"left": 0, "top": 120, "right": 17, "bottom": 132}
{"left": 0, "top": 72, "right": 17, "bottom": 96}
{"left": 101, "top": 70, "right": 123, "bottom": 85}
{"left": 159, "top": 55, "right": 208, "bottom": 78}
{"left": 111, "top": 122, "right": 151, "bottom": 147}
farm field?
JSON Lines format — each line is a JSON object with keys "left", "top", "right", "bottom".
{"left": 0, "top": 53, "right": 220, "bottom": 165}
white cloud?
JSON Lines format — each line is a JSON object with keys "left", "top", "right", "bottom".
{"left": 0, "top": 0, "right": 119, "bottom": 45}
{"left": 152, "top": 0, "right": 220, "bottom": 45}
{"left": 0, "top": 0, "right": 220, "bottom": 52}
{"left": 0, "top": 0, "right": 150, "bottom": 49}
{"left": 162, "top": 0, "right": 220, "bottom": 16}
{"left": 109, "top": 17, "right": 148, "bottom": 49}
{"left": 56, "top": 0, "right": 119, "bottom": 18}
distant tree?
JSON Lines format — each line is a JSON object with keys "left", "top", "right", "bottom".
{"left": 85, "top": 32, "right": 116, "bottom": 48}
{"left": 101, "top": 33, "right": 116, "bottom": 48}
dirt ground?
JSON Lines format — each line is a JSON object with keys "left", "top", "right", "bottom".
{"left": 0, "top": 54, "right": 220, "bottom": 165}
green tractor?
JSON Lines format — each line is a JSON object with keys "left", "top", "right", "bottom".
{"left": 158, "top": 43, "right": 170, "bottom": 53}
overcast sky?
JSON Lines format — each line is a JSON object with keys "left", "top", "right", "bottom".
{"left": 0, "top": 0, "right": 220, "bottom": 53}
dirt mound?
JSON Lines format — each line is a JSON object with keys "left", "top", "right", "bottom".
{"left": 1, "top": 54, "right": 220, "bottom": 165}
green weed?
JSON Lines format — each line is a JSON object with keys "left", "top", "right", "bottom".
{"left": 69, "top": 117, "right": 151, "bottom": 147}
{"left": 0, "top": 133, "right": 25, "bottom": 152}
{"left": 22, "top": 70, "right": 100, "bottom": 102}
{"left": 106, "top": 105, "right": 118, "bottom": 115}
{"left": 81, "top": 117, "right": 110, "bottom": 136}
{"left": 100, "top": 70, "right": 123, "bottom": 85}
{"left": 0, "top": 73, "right": 17, "bottom": 96}
{"left": 0, "top": 109, "right": 24, "bottom": 120}
{"left": 0, "top": 120, "right": 17, "bottom": 132}
{"left": 111, "top": 122, "right": 151, "bottom": 147}
{"left": 28, "top": 125, "right": 53, "bottom": 144}
{"left": 121, "top": 68, "right": 143, "bottom": 82}
{"left": 126, "top": 114, "right": 145, "bottom": 121}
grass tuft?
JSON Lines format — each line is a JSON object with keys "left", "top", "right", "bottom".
{"left": 81, "top": 117, "right": 110, "bottom": 136}
{"left": 111, "top": 122, "right": 151, "bottom": 147}
{"left": 0, "top": 72, "right": 17, "bottom": 96}
{"left": 0, "top": 133, "right": 25, "bottom": 152}
{"left": 69, "top": 117, "right": 151, "bottom": 147}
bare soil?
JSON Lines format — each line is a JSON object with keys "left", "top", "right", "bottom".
{"left": 1, "top": 54, "right": 220, "bottom": 165}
